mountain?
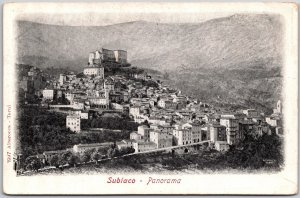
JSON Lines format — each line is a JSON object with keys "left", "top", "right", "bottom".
{"left": 16, "top": 14, "right": 283, "bottom": 112}
{"left": 16, "top": 14, "right": 283, "bottom": 72}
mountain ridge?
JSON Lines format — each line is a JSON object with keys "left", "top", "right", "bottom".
{"left": 16, "top": 14, "right": 283, "bottom": 72}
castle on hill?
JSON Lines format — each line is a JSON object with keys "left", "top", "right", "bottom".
{"left": 83, "top": 48, "right": 127, "bottom": 77}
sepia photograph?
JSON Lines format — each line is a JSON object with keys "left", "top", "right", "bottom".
{"left": 3, "top": 2, "right": 298, "bottom": 195}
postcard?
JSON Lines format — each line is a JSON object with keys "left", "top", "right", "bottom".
{"left": 3, "top": 2, "right": 298, "bottom": 195}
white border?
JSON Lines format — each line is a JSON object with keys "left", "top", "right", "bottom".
{"left": 2, "top": 2, "right": 298, "bottom": 195}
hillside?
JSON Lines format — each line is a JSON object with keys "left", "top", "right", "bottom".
{"left": 16, "top": 14, "right": 283, "bottom": 71}
{"left": 16, "top": 14, "right": 283, "bottom": 112}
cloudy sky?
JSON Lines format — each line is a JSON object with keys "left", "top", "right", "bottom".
{"left": 9, "top": 3, "right": 270, "bottom": 26}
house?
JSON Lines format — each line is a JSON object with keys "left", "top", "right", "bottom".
{"left": 133, "top": 141, "right": 157, "bottom": 153}
{"left": 209, "top": 124, "right": 227, "bottom": 143}
{"left": 220, "top": 115, "right": 239, "bottom": 145}
{"left": 149, "top": 130, "right": 173, "bottom": 149}
{"left": 173, "top": 95, "right": 187, "bottom": 103}
{"left": 59, "top": 74, "right": 66, "bottom": 85}
{"left": 130, "top": 132, "right": 143, "bottom": 141}
{"left": 130, "top": 106, "right": 141, "bottom": 118}
{"left": 151, "top": 124, "right": 174, "bottom": 134}
{"left": 148, "top": 116, "right": 166, "bottom": 125}
{"left": 116, "top": 139, "right": 136, "bottom": 150}
{"left": 242, "top": 109, "right": 259, "bottom": 117}
{"left": 273, "top": 100, "right": 282, "bottom": 114}
{"left": 173, "top": 127, "right": 192, "bottom": 146}
{"left": 81, "top": 111, "right": 89, "bottom": 119}
{"left": 137, "top": 125, "right": 152, "bottom": 141}
{"left": 83, "top": 66, "right": 104, "bottom": 78}
{"left": 73, "top": 100, "right": 85, "bottom": 110}
{"left": 43, "top": 89, "right": 56, "bottom": 100}
{"left": 182, "top": 121, "right": 202, "bottom": 143}
{"left": 88, "top": 96, "right": 109, "bottom": 109}
{"left": 66, "top": 115, "right": 81, "bottom": 133}
{"left": 214, "top": 141, "right": 230, "bottom": 152}
{"left": 104, "top": 78, "right": 115, "bottom": 93}
{"left": 266, "top": 115, "right": 282, "bottom": 127}
{"left": 73, "top": 142, "right": 113, "bottom": 154}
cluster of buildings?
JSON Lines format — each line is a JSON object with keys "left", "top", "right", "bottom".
{"left": 120, "top": 91, "right": 283, "bottom": 152}
{"left": 18, "top": 65, "right": 47, "bottom": 102}
{"left": 21, "top": 48, "right": 284, "bottom": 159}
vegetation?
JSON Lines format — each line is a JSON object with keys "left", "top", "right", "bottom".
{"left": 165, "top": 67, "right": 282, "bottom": 114}
{"left": 81, "top": 117, "right": 139, "bottom": 131}
{"left": 18, "top": 107, "right": 132, "bottom": 160}
{"left": 219, "top": 132, "right": 283, "bottom": 169}
{"left": 23, "top": 144, "right": 135, "bottom": 171}
{"left": 18, "top": 107, "right": 74, "bottom": 158}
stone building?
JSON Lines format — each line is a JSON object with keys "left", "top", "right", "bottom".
{"left": 43, "top": 89, "right": 56, "bottom": 100}
{"left": 66, "top": 115, "right": 81, "bottom": 133}
{"left": 220, "top": 115, "right": 239, "bottom": 145}
{"left": 149, "top": 130, "right": 173, "bottom": 149}
{"left": 83, "top": 66, "right": 104, "bottom": 78}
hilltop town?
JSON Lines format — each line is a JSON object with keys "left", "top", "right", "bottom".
{"left": 16, "top": 48, "right": 284, "bottom": 174}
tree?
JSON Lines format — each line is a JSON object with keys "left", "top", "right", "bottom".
{"left": 80, "top": 149, "right": 93, "bottom": 163}
{"left": 25, "top": 156, "right": 43, "bottom": 172}
{"left": 68, "top": 155, "right": 80, "bottom": 167}
{"left": 50, "top": 155, "right": 60, "bottom": 168}
{"left": 91, "top": 151, "right": 102, "bottom": 164}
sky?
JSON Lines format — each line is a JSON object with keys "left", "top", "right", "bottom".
{"left": 17, "top": 12, "right": 234, "bottom": 26}
{"left": 9, "top": 3, "right": 249, "bottom": 26}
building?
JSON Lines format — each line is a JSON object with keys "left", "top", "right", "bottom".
{"left": 149, "top": 130, "right": 173, "bottom": 149}
{"left": 73, "top": 142, "right": 112, "bottom": 154}
{"left": 182, "top": 122, "right": 202, "bottom": 143}
{"left": 65, "top": 92, "right": 74, "bottom": 103}
{"left": 81, "top": 111, "right": 89, "bottom": 119}
{"left": 242, "top": 109, "right": 259, "bottom": 117}
{"left": 43, "top": 89, "right": 56, "bottom": 100}
{"left": 220, "top": 115, "right": 239, "bottom": 145}
{"left": 214, "top": 141, "right": 230, "bottom": 152}
{"left": 130, "top": 106, "right": 141, "bottom": 118}
{"left": 133, "top": 141, "right": 157, "bottom": 153}
{"left": 88, "top": 97, "right": 109, "bottom": 109}
{"left": 130, "top": 132, "right": 143, "bottom": 141}
{"left": 104, "top": 78, "right": 115, "bottom": 93}
{"left": 116, "top": 140, "right": 136, "bottom": 150}
{"left": 83, "top": 67, "right": 104, "bottom": 78}
{"left": 173, "top": 127, "right": 192, "bottom": 146}
{"left": 66, "top": 115, "right": 81, "bottom": 133}
{"left": 59, "top": 74, "right": 66, "bottom": 85}
{"left": 273, "top": 100, "right": 282, "bottom": 114}
{"left": 88, "top": 48, "right": 127, "bottom": 65}
{"left": 73, "top": 100, "right": 85, "bottom": 110}
{"left": 266, "top": 115, "right": 282, "bottom": 127}
{"left": 101, "top": 48, "right": 116, "bottom": 62}
{"left": 114, "top": 50, "right": 127, "bottom": 64}
{"left": 137, "top": 125, "right": 152, "bottom": 141}
{"left": 209, "top": 124, "right": 227, "bottom": 143}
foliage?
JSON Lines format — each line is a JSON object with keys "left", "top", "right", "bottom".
{"left": 91, "top": 151, "right": 102, "bottom": 163}
{"left": 79, "top": 149, "right": 94, "bottom": 163}
{"left": 69, "top": 131, "right": 131, "bottom": 145}
{"left": 222, "top": 132, "right": 283, "bottom": 169}
{"left": 50, "top": 155, "right": 60, "bottom": 168}
{"left": 81, "top": 117, "right": 138, "bottom": 131}
{"left": 18, "top": 107, "right": 75, "bottom": 158}
{"left": 25, "top": 156, "right": 43, "bottom": 171}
